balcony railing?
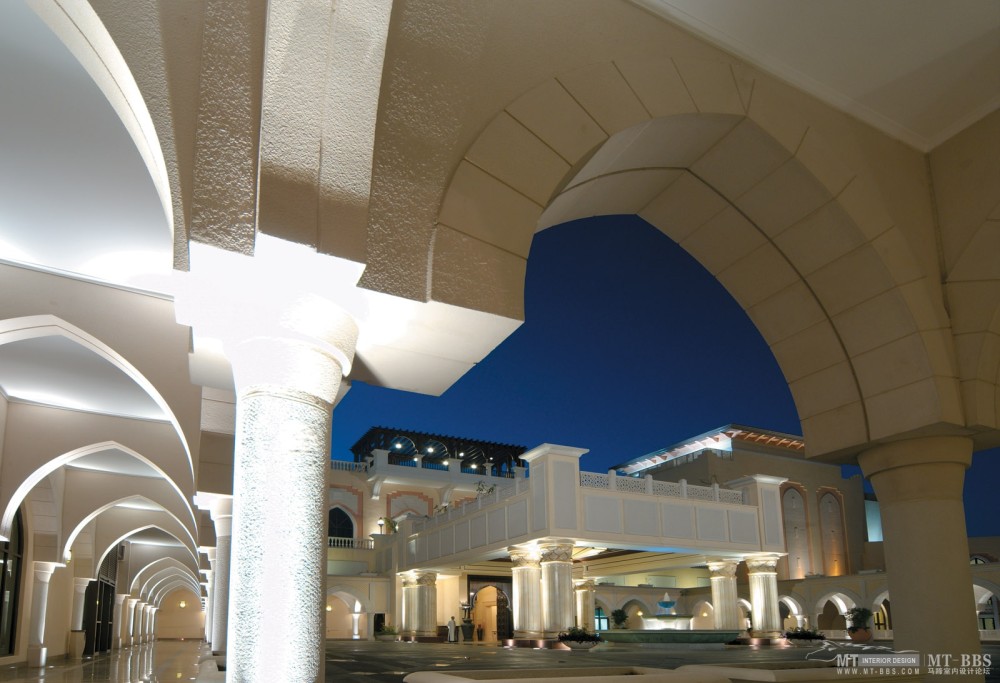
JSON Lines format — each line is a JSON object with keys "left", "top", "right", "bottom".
{"left": 327, "top": 536, "right": 374, "bottom": 549}
{"left": 580, "top": 471, "right": 746, "bottom": 505}
{"left": 330, "top": 460, "right": 369, "bottom": 473}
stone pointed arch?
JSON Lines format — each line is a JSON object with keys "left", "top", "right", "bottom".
{"left": 0, "top": 315, "right": 194, "bottom": 481}
{"left": 434, "top": 61, "right": 959, "bottom": 458}
{"left": 154, "top": 581, "right": 203, "bottom": 609}
{"left": 1, "top": 436, "right": 193, "bottom": 543}
{"left": 327, "top": 584, "right": 370, "bottom": 614}
{"left": 130, "top": 556, "right": 201, "bottom": 597}
{"left": 93, "top": 510, "right": 199, "bottom": 575}
{"left": 814, "top": 589, "right": 863, "bottom": 616}
{"left": 60, "top": 474, "right": 198, "bottom": 564}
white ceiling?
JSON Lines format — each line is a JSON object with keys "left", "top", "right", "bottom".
{"left": 634, "top": 0, "right": 1000, "bottom": 150}
{"left": 0, "top": 0, "right": 171, "bottom": 283}
{"left": 65, "top": 449, "right": 164, "bottom": 479}
{"left": 0, "top": 336, "right": 166, "bottom": 420}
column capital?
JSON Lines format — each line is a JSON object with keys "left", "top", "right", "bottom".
{"left": 745, "top": 554, "right": 782, "bottom": 574}
{"left": 401, "top": 571, "right": 437, "bottom": 587}
{"left": 508, "top": 546, "right": 540, "bottom": 567}
{"left": 707, "top": 559, "right": 738, "bottom": 579}
{"left": 115, "top": 594, "right": 129, "bottom": 605}
{"left": 539, "top": 542, "right": 573, "bottom": 563}
{"left": 73, "top": 577, "right": 93, "bottom": 592}
{"left": 574, "top": 579, "right": 596, "bottom": 591}
{"left": 32, "top": 562, "right": 59, "bottom": 583}
{"left": 127, "top": 598, "right": 139, "bottom": 607}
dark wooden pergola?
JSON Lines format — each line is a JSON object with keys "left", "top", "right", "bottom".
{"left": 349, "top": 426, "right": 528, "bottom": 473}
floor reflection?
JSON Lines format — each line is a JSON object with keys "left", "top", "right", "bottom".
{"left": 0, "top": 640, "right": 207, "bottom": 682}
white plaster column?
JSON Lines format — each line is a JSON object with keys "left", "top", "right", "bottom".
{"left": 539, "top": 542, "right": 574, "bottom": 636}
{"left": 208, "top": 498, "right": 233, "bottom": 654}
{"left": 509, "top": 547, "right": 542, "bottom": 637}
{"left": 113, "top": 594, "right": 129, "bottom": 649}
{"left": 132, "top": 601, "right": 146, "bottom": 644}
{"left": 859, "top": 437, "right": 982, "bottom": 681}
{"left": 144, "top": 604, "right": 154, "bottom": 642}
{"left": 68, "top": 577, "right": 93, "bottom": 659}
{"left": 70, "top": 578, "right": 92, "bottom": 630}
{"left": 201, "top": 572, "right": 213, "bottom": 644}
{"left": 746, "top": 555, "right": 782, "bottom": 636}
{"left": 150, "top": 607, "right": 158, "bottom": 640}
{"left": 27, "top": 562, "right": 58, "bottom": 667}
{"left": 574, "top": 580, "right": 596, "bottom": 631}
{"left": 401, "top": 571, "right": 437, "bottom": 636}
{"left": 365, "top": 613, "right": 375, "bottom": 641}
{"left": 223, "top": 302, "right": 358, "bottom": 682}
{"left": 125, "top": 598, "right": 139, "bottom": 647}
{"left": 708, "top": 560, "right": 741, "bottom": 630}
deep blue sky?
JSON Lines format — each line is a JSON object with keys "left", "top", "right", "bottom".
{"left": 331, "top": 215, "right": 1000, "bottom": 536}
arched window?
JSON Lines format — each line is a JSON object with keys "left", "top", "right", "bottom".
{"left": 0, "top": 509, "right": 24, "bottom": 655}
{"left": 327, "top": 507, "right": 354, "bottom": 539}
{"left": 819, "top": 492, "right": 846, "bottom": 576}
{"left": 781, "top": 487, "right": 810, "bottom": 579}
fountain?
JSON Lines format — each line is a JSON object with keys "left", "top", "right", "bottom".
{"left": 640, "top": 598, "right": 694, "bottom": 630}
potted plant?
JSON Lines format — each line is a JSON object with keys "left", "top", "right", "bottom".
{"left": 375, "top": 624, "right": 399, "bottom": 641}
{"left": 846, "top": 606, "right": 873, "bottom": 643}
{"left": 558, "top": 626, "right": 602, "bottom": 650}
{"left": 610, "top": 608, "right": 629, "bottom": 629}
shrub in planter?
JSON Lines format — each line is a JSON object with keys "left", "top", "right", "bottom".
{"left": 784, "top": 627, "right": 826, "bottom": 640}
{"left": 558, "top": 626, "right": 602, "bottom": 643}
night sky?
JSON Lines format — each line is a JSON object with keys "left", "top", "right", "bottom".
{"left": 330, "top": 215, "right": 1000, "bottom": 536}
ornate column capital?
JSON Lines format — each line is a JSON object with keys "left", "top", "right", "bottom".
{"left": 707, "top": 560, "right": 738, "bottom": 579}
{"left": 539, "top": 542, "right": 573, "bottom": 564}
{"left": 402, "top": 571, "right": 437, "bottom": 587}
{"left": 509, "top": 547, "right": 541, "bottom": 568}
{"left": 745, "top": 554, "right": 781, "bottom": 575}
{"left": 574, "top": 579, "right": 596, "bottom": 592}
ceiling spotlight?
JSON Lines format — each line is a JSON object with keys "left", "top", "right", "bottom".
{"left": 395, "top": 443, "right": 402, "bottom": 449}
{"left": 427, "top": 446, "right": 435, "bottom": 453}
{"left": 470, "top": 464, "right": 477, "bottom": 470}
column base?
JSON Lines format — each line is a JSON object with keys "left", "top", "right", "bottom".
{"left": 514, "top": 630, "right": 544, "bottom": 639}
{"left": 27, "top": 645, "right": 47, "bottom": 668}
{"left": 68, "top": 630, "right": 86, "bottom": 659}
{"left": 750, "top": 630, "right": 783, "bottom": 639}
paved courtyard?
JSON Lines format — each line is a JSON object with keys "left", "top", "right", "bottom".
{"left": 324, "top": 640, "right": 1000, "bottom": 683}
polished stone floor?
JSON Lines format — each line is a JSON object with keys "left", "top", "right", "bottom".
{"left": 0, "top": 640, "right": 205, "bottom": 682}
{"left": 0, "top": 639, "right": 995, "bottom": 683}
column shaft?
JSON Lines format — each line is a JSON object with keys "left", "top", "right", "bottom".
{"left": 211, "top": 503, "right": 232, "bottom": 654}
{"left": 746, "top": 556, "right": 781, "bottom": 636}
{"left": 540, "top": 543, "right": 574, "bottom": 636}
{"left": 859, "top": 437, "right": 982, "bottom": 682}
{"left": 113, "top": 594, "right": 129, "bottom": 649}
{"left": 226, "top": 328, "right": 355, "bottom": 682}
{"left": 574, "top": 581, "right": 596, "bottom": 631}
{"left": 125, "top": 599, "right": 139, "bottom": 647}
{"left": 708, "top": 560, "right": 741, "bottom": 630}
{"left": 510, "top": 552, "right": 542, "bottom": 636}
{"left": 27, "top": 563, "right": 56, "bottom": 667}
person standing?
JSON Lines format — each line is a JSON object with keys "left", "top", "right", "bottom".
{"left": 447, "top": 616, "right": 457, "bottom": 643}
